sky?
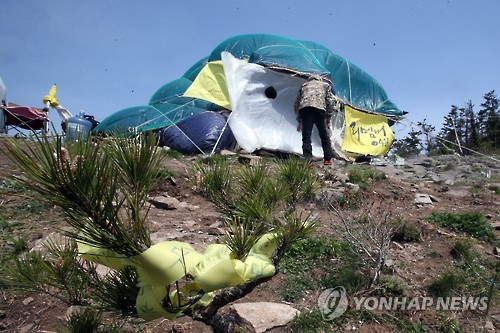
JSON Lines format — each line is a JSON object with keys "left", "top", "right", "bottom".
{"left": 1, "top": 0, "right": 499, "bottom": 139}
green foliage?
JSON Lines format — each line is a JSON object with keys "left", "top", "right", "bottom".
{"left": 91, "top": 266, "right": 140, "bottom": 317}
{"left": 320, "top": 263, "right": 369, "bottom": 294}
{"left": 5, "top": 234, "right": 28, "bottom": 255}
{"left": 376, "top": 277, "right": 408, "bottom": 297}
{"left": 161, "top": 147, "right": 184, "bottom": 159}
{"left": 427, "top": 270, "right": 466, "bottom": 297}
{"left": 194, "top": 155, "right": 234, "bottom": 212}
{"left": 60, "top": 307, "right": 102, "bottom": 333}
{"left": 3, "top": 133, "right": 165, "bottom": 256}
{"left": 222, "top": 217, "right": 267, "bottom": 260}
{"left": 277, "top": 157, "right": 319, "bottom": 208}
{"left": 289, "top": 309, "right": 334, "bottom": 333}
{"left": 279, "top": 237, "right": 364, "bottom": 301}
{"left": 195, "top": 156, "right": 318, "bottom": 261}
{"left": 279, "top": 276, "right": 314, "bottom": 302}
{"left": 450, "top": 238, "right": 477, "bottom": 264}
{"left": 281, "top": 237, "right": 347, "bottom": 273}
{"left": 487, "top": 184, "right": 500, "bottom": 194}
{"left": 424, "top": 211, "right": 496, "bottom": 242}
{"left": 347, "top": 165, "right": 387, "bottom": 191}
{"left": 6, "top": 238, "right": 93, "bottom": 305}
{"left": 0, "top": 179, "right": 50, "bottom": 219}
{"left": 392, "top": 221, "right": 421, "bottom": 243}
{"left": 389, "top": 127, "right": 423, "bottom": 158}
{"left": 59, "top": 307, "right": 123, "bottom": 333}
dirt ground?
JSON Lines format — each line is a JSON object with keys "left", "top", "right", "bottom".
{"left": 0, "top": 139, "right": 499, "bottom": 332}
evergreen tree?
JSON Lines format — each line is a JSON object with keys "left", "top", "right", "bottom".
{"left": 479, "top": 90, "right": 500, "bottom": 150}
{"left": 390, "top": 127, "right": 422, "bottom": 157}
{"left": 417, "top": 118, "right": 436, "bottom": 154}
{"left": 438, "top": 105, "right": 462, "bottom": 154}
{"left": 463, "top": 101, "right": 479, "bottom": 150}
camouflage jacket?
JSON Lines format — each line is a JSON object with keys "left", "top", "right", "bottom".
{"left": 294, "top": 79, "right": 337, "bottom": 123}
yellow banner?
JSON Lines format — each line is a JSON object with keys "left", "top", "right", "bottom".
{"left": 79, "top": 233, "right": 278, "bottom": 321}
{"left": 342, "top": 105, "right": 394, "bottom": 156}
{"left": 183, "top": 60, "right": 231, "bottom": 109}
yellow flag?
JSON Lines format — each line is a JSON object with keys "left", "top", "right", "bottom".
{"left": 42, "top": 84, "right": 59, "bottom": 107}
{"left": 183, "top": 60, "right": 231, "bottom": 109}
{"left": 342, "top": 105, "right": 395, "bottom": 156}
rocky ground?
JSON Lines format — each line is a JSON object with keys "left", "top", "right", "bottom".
{"left": 0, "top": 140, "right": 499, "bottom": 332}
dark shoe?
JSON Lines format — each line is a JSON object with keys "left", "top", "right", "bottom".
{"left": 324, "top": 159, "right": 332, "bottom": 166}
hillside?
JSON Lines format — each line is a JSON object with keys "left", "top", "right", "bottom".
{"left": 0, "top": 139, "right": 498, "bottom": 333}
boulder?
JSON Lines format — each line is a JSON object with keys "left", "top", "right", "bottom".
{"left": 231, "top": 302, "right": 300, "bottom": 333}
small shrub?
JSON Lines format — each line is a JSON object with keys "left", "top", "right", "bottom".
{"left": 61, "top": 307, "right": 102, "bottom": 333}
{"left": 377, "top": 277, "right": 408, "bottom": 297}
{"left": 59, "top": 307, "right": 123, "bottom": 333}
{"left": 487, "top": 184, "right": 500, "bottom": 195}
{"left": 424, "top": 211, "right": 496, "bottom": 242}
{"left": 7, "top": 234, "right": 28, "bottom": 255}
{"left": 392, "top": 221, "right": 421, "bottom": 242}
{"left": 321, "top": 263, "right": 369, "bottom": 294}
{"left": 427, "top": 270, "right": 466, "bottom": 297}
{"left": 281, "top": 237, "right": 348, "bottom": 273}
{"left": 450, "top": 238, "right": 477, "bottom": 263}
{"left": 347, "top": 165, "right": 387, "bottom": 190}
{"left": 290, "top": 309, "right": 335, "bottom": 333}
{"left": 277, "top": 157, "right": 319, "bottom": 207}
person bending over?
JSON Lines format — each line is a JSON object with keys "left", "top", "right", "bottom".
{"left": 295, "top": 75, "right": 337, "bottom": 165}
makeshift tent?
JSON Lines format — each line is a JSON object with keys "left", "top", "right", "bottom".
{"left": 95, "top": 34, "right": 404, "bottom": 159}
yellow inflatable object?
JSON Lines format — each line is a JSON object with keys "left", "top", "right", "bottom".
{"left": 42, "top": 84, "right": 59, "bottom": 107}
{"left": 78, "top": 233, "right": 278, "bottom": 321}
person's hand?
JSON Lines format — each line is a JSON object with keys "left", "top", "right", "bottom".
{"left": 297, "top": 123, "right": 302, "bottom": 132}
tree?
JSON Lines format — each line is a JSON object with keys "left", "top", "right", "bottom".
{"left": 438, "top": 105, "right": 463, "bottom": 154}
{"left": 2, "top": 134, "right": 315, "bottom": 333}
{"left": 416, "top": 118, "right": 437, "bottom": 154}
{"left": 479, "top": 90, "right": 500, "bottom": 151}
{"left": 389, "top": 127, "right": 422, "bottom": 157}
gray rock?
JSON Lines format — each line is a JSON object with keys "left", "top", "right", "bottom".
{"left": 231, "top": 302, "right": 300, "bottom": 333}
{"left": 414, "top": 193, "right": 433, "bottom": 205}
{"left": 149, "top": 195, "right": 199, "bottom": 211}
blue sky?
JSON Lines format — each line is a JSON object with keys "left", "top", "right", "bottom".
{"left": 1, "top": 0, "right": 499, "bottom": 139}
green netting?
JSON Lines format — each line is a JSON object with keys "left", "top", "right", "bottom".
{"left": 95, "top": 33, "right": 402, "bottom": 135}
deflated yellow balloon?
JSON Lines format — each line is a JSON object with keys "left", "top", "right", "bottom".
{"left": 78, "top": 233, "right": 278, "bottom": 321}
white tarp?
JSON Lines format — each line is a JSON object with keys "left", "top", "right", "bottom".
{"left": 222, "top": 52, "right": 327, "bottom": 158}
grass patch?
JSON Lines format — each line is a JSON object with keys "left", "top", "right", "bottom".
{"left": 392, "top": 221, "right": 421, "bottom": 242}
{"left": 347, "top": 165, "right": 387, "bottom": 191}
{"left": 423, "top": 211, "right": 496, "bottom": 242}
{"left": 279, "top": 237, "right": 366, "bottom": 302}
{"left": 487, "top": 184, "right": 500, "bottom": 194}
{"left": 320, "top": 263, "right": 369, "bottom": 294}
{"left": 281, "top": 237, "right": 348, "bottom": 274}
{"left": 279, "top": 276, "right": 314, "bottom": 302}
{"left": 450, "top": 238, "right": 477, "bottom": 263}
{"left": 427, "top": 270, "right": 466, "bottom": 297}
